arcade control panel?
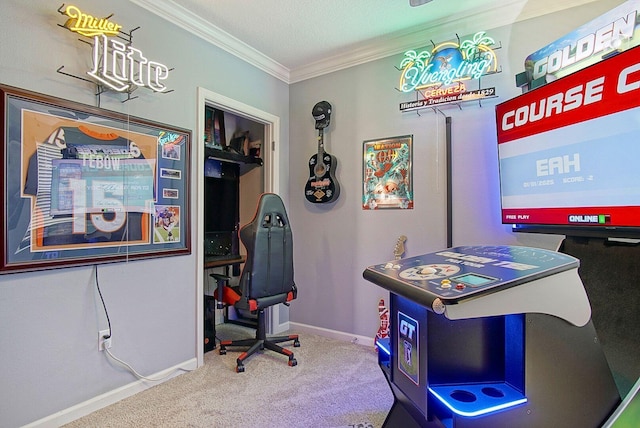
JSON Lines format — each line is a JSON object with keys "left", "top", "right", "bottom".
{"left": 363, "top": 245, "right": 579, "bottom": 311}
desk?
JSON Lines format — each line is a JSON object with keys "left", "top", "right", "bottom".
{"left": 204, "top": 255, "right": 245, "bottom": 352}
{"left": 204, "top": 255, "right": 245, "bottom": 269}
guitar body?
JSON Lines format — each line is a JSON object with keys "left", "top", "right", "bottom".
{"left": 305, "top": 151, "right": 340, "bottom": 203}
{"left": 306, "top": 102, "right": 340, "bottom": 203}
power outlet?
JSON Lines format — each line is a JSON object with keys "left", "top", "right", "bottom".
{"left": 98, "top": 329, "right": 112, "bottom": 351}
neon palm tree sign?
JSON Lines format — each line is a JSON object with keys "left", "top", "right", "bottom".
{"left": 398, "top": 32, "right": 498, "bottom": 109}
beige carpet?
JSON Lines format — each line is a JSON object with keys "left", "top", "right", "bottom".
{"left": 64, "top": 324, "right": 394, "bottom": 427}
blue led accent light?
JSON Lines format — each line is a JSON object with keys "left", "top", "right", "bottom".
{"left": 375, "top": 337, "right": 391, "bottom": 356}
{"left": 429, "top": 383, "right": 527, "bottom": 417}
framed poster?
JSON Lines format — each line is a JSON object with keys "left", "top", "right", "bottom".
{"left": 0, "top": 84, "right": 191, "bottom": 274}
{"left": 363, "top": 135, "right": 413, "bottom": 210}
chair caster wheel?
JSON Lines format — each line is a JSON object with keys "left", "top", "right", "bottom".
{"left": 219, "top": 348, "right": 226, "bottom": 355}
{"left": 288, "top": 358, "right": 297, "bottom": 367}
{"left": 236, "top": 364, "right": 245, "bottom": 373}
{"left": 293, "top": 339, "right": 300, "bottom": 347}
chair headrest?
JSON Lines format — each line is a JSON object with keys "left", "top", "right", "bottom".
{"left": 253, "top": 193, "right": 289, "bottom": 227}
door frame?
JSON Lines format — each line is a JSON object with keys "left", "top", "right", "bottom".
{"left": 196, "top": 87, "right": 281, "bottom": 366}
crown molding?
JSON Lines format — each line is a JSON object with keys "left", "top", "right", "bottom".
{"left": 132, "top": 0, "right": 598, "bottom": 85}
{"left": 130, "top": 0, "right": 290, "bottom": 83}
{"left": 289, "top": 0, "right": 574, "bottom": 83}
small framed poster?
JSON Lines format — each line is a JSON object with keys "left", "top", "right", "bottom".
{"left": 363, "top": 135, "right": 413, "bottom": 210}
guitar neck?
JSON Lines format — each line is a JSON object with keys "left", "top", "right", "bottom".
{"left": 317, "top": 128, "right": 325, "bottom": 158}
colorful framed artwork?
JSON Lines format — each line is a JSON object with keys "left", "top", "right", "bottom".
{"left": 0, "top": 84, "right": 191, "bottom": 273}
{"left": 363, "top": 135, "right": 413, "bottom": 210}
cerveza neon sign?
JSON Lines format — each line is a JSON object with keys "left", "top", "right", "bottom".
{"left": 60, "top": 5, "right": 171, "bottom": 94}
{"left": 399, "top": 31, "right": 498, "bottom": 93}
{"left": 63, "top": 5, "right": 122, "bottom": 37}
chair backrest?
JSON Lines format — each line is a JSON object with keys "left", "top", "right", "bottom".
{"left": 239, "top": 193, "right": 295, "bottom": 302}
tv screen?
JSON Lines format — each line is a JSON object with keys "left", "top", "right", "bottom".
{"left": 495, "top": 45, "right": 640, "bottom": 237}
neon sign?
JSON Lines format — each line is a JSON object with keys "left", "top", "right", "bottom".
{"left": 63, "top": 5, "right": 122, "bottom": 37}
{"left": 89, "top": 34, "right": 170, "bottom": 93}
{"left": 58, "top": 5, "right": 172, "bottom": 94}
{"left": 399, "top": 31, "right": 498, "bottom": 94}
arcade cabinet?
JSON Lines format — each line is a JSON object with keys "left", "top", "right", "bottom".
{"left": 364, "top": 245, "right": 619, "bottom": 427}
{"left": 604, "top": 377, "right": 640, "bottom": 427}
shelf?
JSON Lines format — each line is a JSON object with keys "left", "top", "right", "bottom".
{"left": 204, "top": 145, "right": 263, "bottom": 175}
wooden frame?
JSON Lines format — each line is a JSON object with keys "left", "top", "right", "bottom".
{"left": 0, "top": 84, "right": 191, "bottom": 274}
{"left": 362, "top": 135, "right": 414, "bottom": 210}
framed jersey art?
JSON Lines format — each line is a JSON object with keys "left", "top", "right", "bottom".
{"left": 0, "top": 84, "right": 191, "bottom": 273}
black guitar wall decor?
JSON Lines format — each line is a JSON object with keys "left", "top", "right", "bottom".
{"left": 305, "top": 101, "right": 340, "bottom": 203}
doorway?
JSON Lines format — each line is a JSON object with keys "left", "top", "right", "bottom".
{"left": 196, "top": 87, "right": 281, "bottom": 365}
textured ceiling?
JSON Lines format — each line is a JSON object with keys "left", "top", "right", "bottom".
{"left": 131, "top": 0, "right": 599, "bottom": 82}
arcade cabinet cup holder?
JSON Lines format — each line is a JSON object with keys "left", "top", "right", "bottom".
{"left": 429, "top": 382, "right": 527, "bottom": 417}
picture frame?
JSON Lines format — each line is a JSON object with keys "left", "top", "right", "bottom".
{"left": 363, "top": 135, "right": 413, "bottom": 210}
{"left": 0, "top": 84, "right": 191, "bottom": 274}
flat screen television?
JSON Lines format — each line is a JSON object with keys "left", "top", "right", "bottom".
{"left": 495, "top": 45, "right": 640, "bottom": 238}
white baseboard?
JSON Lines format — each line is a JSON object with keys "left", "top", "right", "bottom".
{"left": 289, "top": 322, "right": 376, "bottom": 348}
{"left": 24, "top": 358, "right": 198, "bottom": 428}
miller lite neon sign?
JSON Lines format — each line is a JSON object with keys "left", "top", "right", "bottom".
{"left": 63, "top": 5, "right": 122, "bottom": 37}
{"left": 59, "top": 5, "right": 171, "bottom": 94}
{"left": 89, "top": 34, "right": 170, "bottom": 93}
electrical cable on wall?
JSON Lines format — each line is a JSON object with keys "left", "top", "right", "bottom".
{"left": 95, "top": 264, "right": 194, "bottom": 381}
{"left": 95, "top": 265, "right": 112, "bottom": 339}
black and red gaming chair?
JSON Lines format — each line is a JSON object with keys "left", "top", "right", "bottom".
{"left": 213, "top": 193, "right": 299, "bottom": 372}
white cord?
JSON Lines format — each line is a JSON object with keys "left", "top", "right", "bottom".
{"left": 96, "top": 266, "right": 193, "bottom": 382}
{"left": 105, "top": 347, "right": 194, "bottom": 382}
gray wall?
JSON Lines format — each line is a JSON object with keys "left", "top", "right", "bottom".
{"left": 0, "top": 1, "right": 288, "bottom": 427}
{"left": 288, "top": 1, "right": 619, "bottom": 337}
{"left": 0, "top": 0, "right": 623, "bottom": 426}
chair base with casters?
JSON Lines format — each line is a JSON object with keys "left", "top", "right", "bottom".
{"left": 212, "top": 272, "right": 300, "bottom": 373}
{"left": 219, "top": 306, "right": 300, "bottom": 373}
